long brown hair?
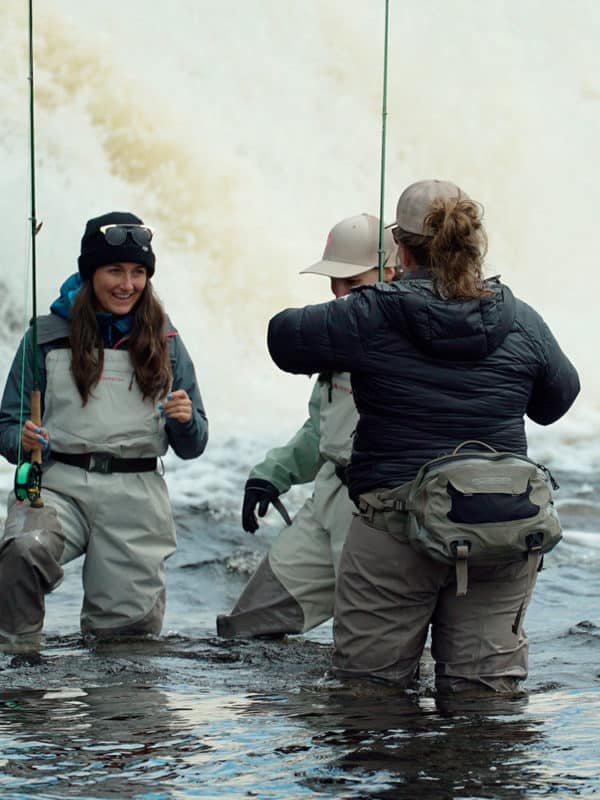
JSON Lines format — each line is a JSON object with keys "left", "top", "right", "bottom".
{"left": 69, "top": 280, "right": 172, "bottom": 405}
{"left": 397, "top": 197, "right": 489, "bottom": 299}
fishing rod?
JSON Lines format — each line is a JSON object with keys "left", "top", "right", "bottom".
{"left": 377, "top": 0, "right": 390, "bottom": 281}
{"left": 14, "top": 0, "right": 44, "bottom": 507}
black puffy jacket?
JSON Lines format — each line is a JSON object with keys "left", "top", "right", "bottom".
{"left": 267, "top": 275, "right": 580, "bottom": 500}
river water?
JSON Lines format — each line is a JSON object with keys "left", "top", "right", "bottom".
{"left": 0, "top": 452, "right": 599, "bottom": 799}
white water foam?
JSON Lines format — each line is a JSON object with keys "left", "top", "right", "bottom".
{"left": 0, "top": 1, "right": 599, "bottom": 466}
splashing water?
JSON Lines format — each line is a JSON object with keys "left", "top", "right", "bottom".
{"left": 0, "top": 0, "right": 599, "bottom": 445}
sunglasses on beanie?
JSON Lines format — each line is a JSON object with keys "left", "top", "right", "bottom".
{"left": 99, "top": 224, "right": 154, "bottom": 247}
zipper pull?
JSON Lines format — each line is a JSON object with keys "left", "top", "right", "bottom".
{"left": 539, "top": 463, "right": 559, "bottom": 491}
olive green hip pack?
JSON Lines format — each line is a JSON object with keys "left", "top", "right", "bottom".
{"left": 357, "top": 441, "right": 562, "bottom": 599}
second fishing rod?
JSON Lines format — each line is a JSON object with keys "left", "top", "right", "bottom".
{"left": 14, "top": 0, "right": 45, "bottom": 508}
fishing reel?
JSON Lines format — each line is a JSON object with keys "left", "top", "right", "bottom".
{"left": 14, "top": 461, "right": 43, "bottom": 504}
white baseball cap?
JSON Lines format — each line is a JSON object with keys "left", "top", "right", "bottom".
{"left": 301, "top": 213, "right": 396, "bottom": 278}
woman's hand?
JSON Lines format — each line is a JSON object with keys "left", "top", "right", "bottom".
{"left": 159, "top": 390, "right": 193, "bottom": 424}
{"left": 21, "top": 420, "right": 50, "bottom": 452}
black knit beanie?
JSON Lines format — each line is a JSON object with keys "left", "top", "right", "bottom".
{"left": 78, "top": 211, "right": 156, "bottom": 281}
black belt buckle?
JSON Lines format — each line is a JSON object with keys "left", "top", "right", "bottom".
{"left": 88, "top": 453, "right": 113, "bottom": 474}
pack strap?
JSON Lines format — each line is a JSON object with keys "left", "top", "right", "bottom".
{"left": 452, "top": 537, "right": 543, "bottom": 610}
{"left": 511, "top": 548, "right": 542, "bottom": 635}
{"left": 454, "top": 544, "right": 470, "bottom": 596}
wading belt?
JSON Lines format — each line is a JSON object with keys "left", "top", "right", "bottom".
{"left": 51, "top": 451, "right": 157, "bottom": 474}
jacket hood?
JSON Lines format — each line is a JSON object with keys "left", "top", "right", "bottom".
{"left": 50, "top": 272, "right": 83, "bottom": 320}
{"left": 49, "top": 272, "right": 134, "bottom": 346}
{"left": 374, "top": 275, "right": 516, "bottom": 360}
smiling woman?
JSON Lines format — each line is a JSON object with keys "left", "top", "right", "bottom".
{"left": 0, "top": 210, "right": 209, "bottom": 649}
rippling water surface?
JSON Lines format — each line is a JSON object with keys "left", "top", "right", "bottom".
{"left": 1, "top": 658, "right": 599, "bottom": 798}
{"left": 0, "top": 466, "right": 599, "bottom": 799}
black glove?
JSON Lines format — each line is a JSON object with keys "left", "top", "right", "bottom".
{"left": 241, "top": 478, "right": 281, "bottom": 533}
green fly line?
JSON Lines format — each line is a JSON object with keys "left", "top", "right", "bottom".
{"left": 378, "top": 0, "right": 390, "bottom": 280}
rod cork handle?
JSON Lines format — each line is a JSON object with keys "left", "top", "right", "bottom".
{"left": 29, "top": 389, "right": 44, "bottom": 507}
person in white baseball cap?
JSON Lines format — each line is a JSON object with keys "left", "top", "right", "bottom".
{"left": 301, "top": 213, "right": 396, "bottom": 292}
{"left": 217, "top": 214, "right": 398, "bottom": 639}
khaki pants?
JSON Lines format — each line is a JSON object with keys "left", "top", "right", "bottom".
{"left": 332, "top": 514, "right": 535, "bottom": 693}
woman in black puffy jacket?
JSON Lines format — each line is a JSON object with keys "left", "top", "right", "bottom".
{"left": 267, "top": 179, "right": 580, "bottom": 693}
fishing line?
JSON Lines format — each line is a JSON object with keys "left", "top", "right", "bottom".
{"left": 377, "top": 0, "right": 390, "bottom": 280}
{"left": 15, "top": 0, "right": 43, "bottom": 506}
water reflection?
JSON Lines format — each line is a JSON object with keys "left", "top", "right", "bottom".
{"left": 0, "top": 635, "right": 597, "bottom": 798}
{"left": 0, "top": 684, "right": 208, "bottom": 798}
{"left": 245, "top": 686, "right": 548, "bottom": 799}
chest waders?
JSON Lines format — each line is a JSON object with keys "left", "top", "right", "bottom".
{"left": 217, "top": 373, "right": 358, "bottom": 638}
{"left": 1, "top": 348, "right": 176, "bottom": 642}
